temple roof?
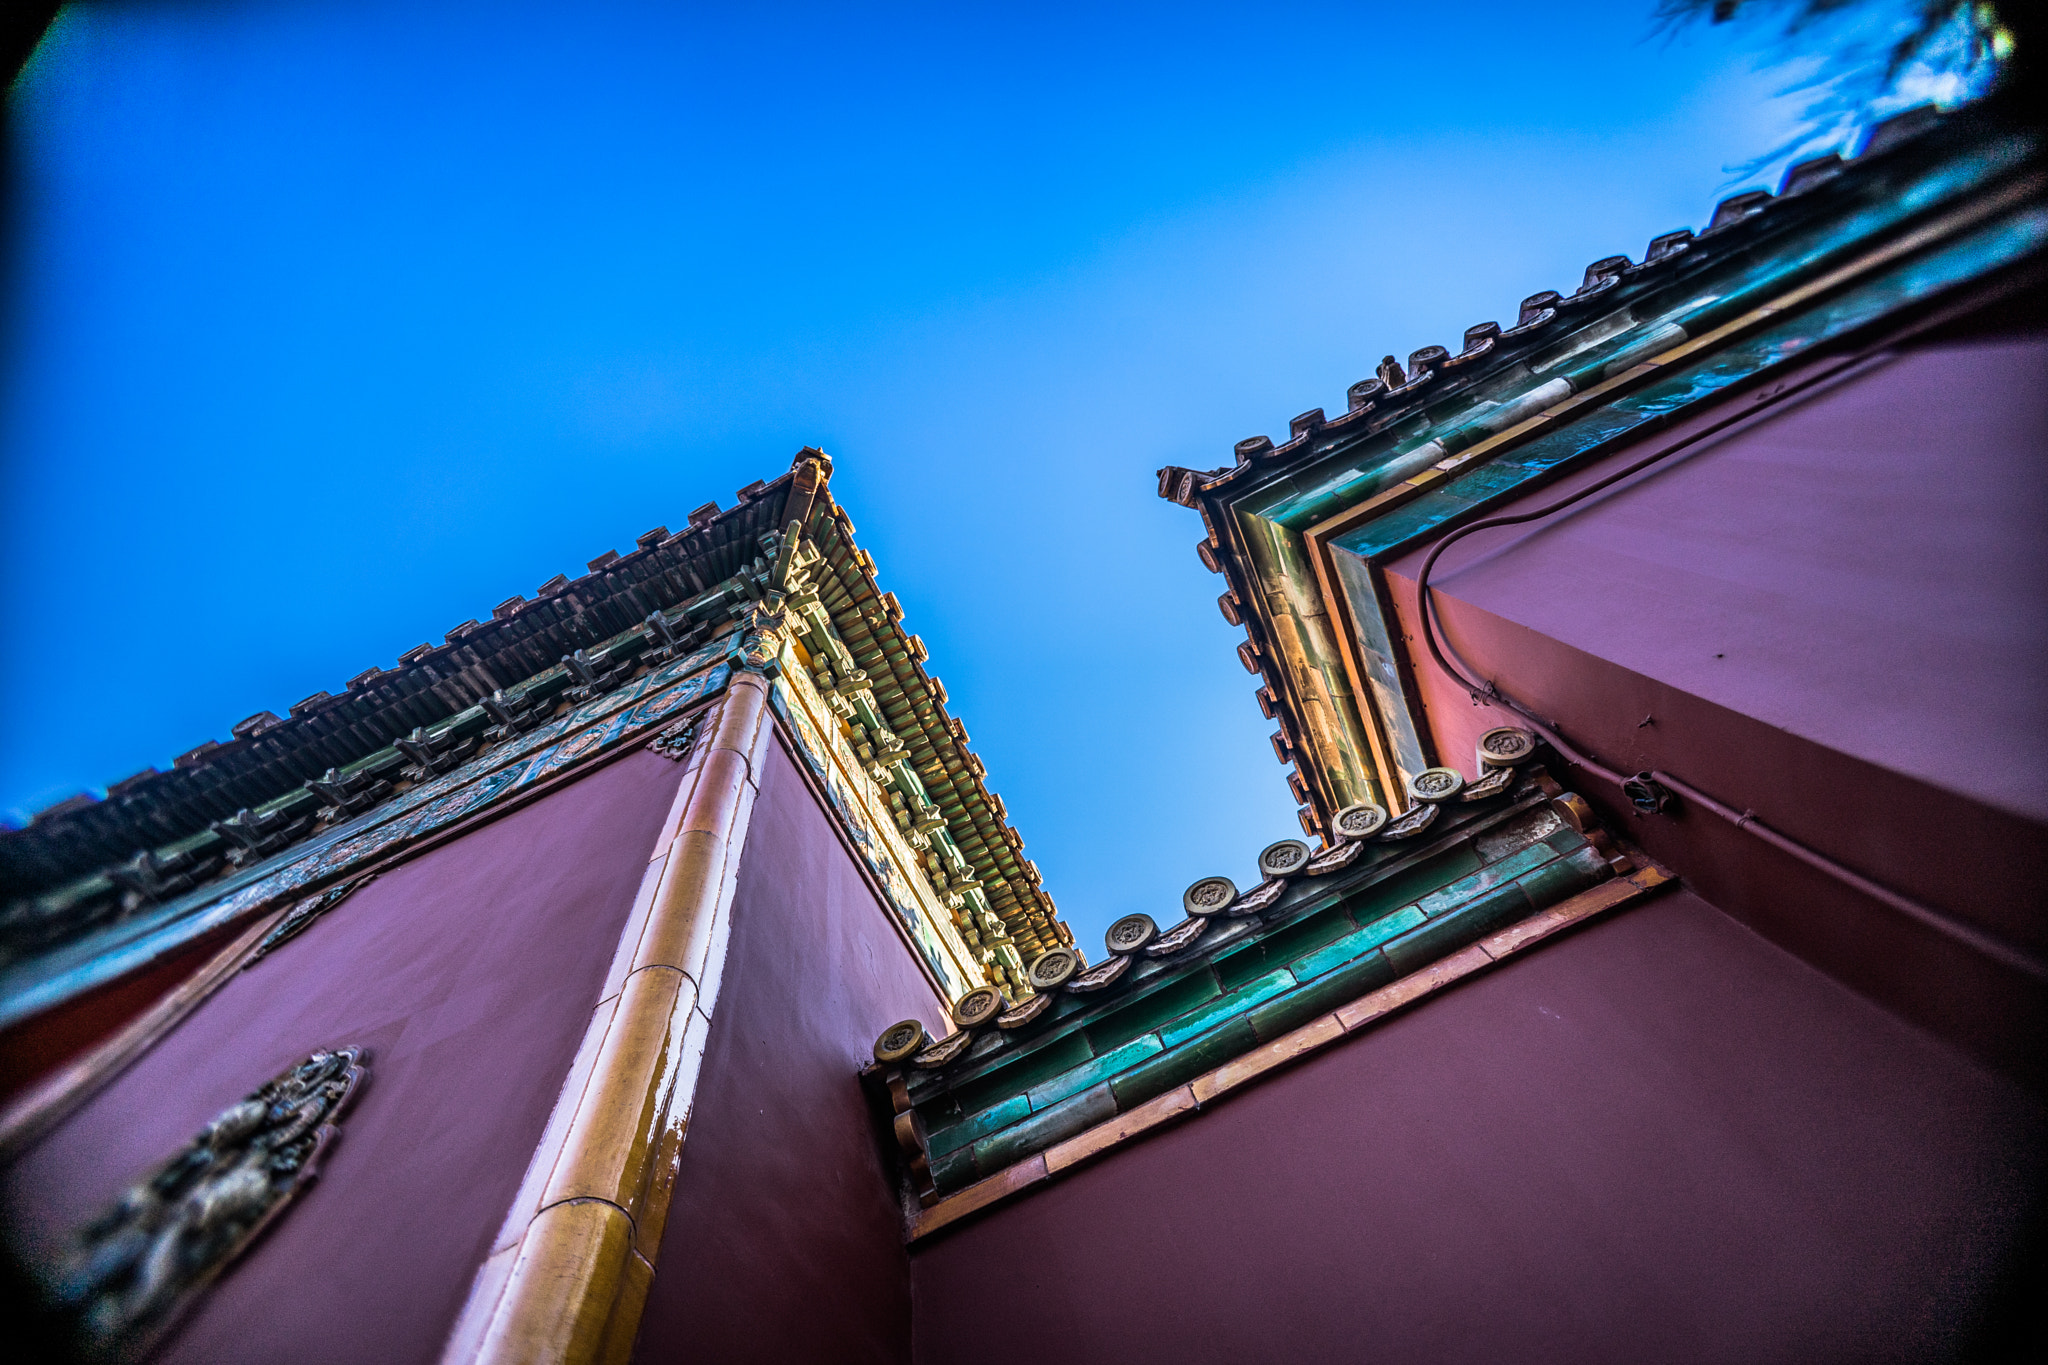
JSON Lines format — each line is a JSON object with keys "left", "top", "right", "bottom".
{"left": 1154, "top": 102, "right": 2045, "bottom": 832}
{"left": 863, "top": 753, "right": 1674, "bottom": 1234}
{"left": 1, "top": 451, "right": 1070, "bottom": 990}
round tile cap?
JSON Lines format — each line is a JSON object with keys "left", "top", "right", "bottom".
{"left": 951, "top": 985, "right": 1005, "bottom": 1030}
{"left": 1027, "top": 947, "right": 1081, "bottom": 991}
{"left": 1408, "top": 767, "right": 1467, "bottom": 803}
{"left": 1476, "top": 726, "right": 1537, "bottom": 769}
{"left": 873, "top": 1019, "right": 931, "bottom": 1065}
{"left": 1257, "top": 839, "right": 1313, "bottom": 879}
{"left": 1331, "top": 802, "right": 1388, "bottom": 841}
{"left": 1182, "top": 876, "right": 1238, "bottom": 917}
{"left": 1105, "top": 913, "right": 1158, "bottom": 956}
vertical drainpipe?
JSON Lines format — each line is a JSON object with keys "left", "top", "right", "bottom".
{"left": 440, "top": 667, "right": 774, "bottom": 1365}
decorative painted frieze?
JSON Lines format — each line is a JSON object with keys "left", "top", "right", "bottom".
{"left": 0, "top": 648, "right": 733, "bottom": 1030}
{"left": 1, "top": 451, "right": 1073, "bottom": 1031}
{"left": 771, "top": 632, "right": 987, "bottom": 1001}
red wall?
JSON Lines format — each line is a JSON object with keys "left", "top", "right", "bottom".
{"left": 910, "top": 891, "right": 2046, "bottom": 1364}
{"left": 631, "top": 736, "right": 948, "bottom": 1364}
{"left": 1377, "top": 334, "right": 2048, "bottom": 1079}
{"left": 2, "top": 748, "right": 687, "bottom": 1365}
{"left": 1387, "top": 335, "right": 2048, "bottom": 824}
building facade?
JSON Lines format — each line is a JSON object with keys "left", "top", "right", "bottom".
{"left": 2, "top": 101, "right": 2044, "bottom": 1365}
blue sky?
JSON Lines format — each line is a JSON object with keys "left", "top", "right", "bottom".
{"left": 3, "top": 0, "right": 1821, "bottom": 952}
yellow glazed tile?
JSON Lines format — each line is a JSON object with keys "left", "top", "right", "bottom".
{"left": 541, "top": 968, "right": 695, "bottom": 1214}
{"left": 476, "top": 1198, "right": 633, "bottom": 1365}
{"left": 629, "top": 830, "right": 728, "bottom": 977}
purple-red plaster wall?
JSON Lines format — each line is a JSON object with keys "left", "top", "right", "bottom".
{"left": 1375, "top": 334, "right": 2048, "bottom": 1079}
{"left": 632, "top": 735, "right": 947, "bottom": 1365}
{"left": 2, "top": 748, "right": 688, "bottom": 1365}
{"left": 1385, "top": 335, "right": 2048, "bottom": 824}
{"left": 910, "top": 890, "right": 2047, "bottom": 1365}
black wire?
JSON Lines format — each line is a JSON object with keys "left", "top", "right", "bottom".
{"left": 1408, "top": 369, "right": 2048, "bottom": 982}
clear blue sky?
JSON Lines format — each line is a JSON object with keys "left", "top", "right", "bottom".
{"left": 4, "top": 0, "right": 1822, "bottom": 952}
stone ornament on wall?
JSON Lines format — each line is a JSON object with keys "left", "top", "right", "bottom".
{"left": 647, "top": 718, "right": 699, "bottom": 762}
{"left": 50, "top": 1047, "right": 367, "bottom": 1363}
{"left": 244, "top": 876, "right": 375, "bottom": 966}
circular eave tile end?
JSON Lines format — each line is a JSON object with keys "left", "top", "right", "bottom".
{"left": 951, "top": 985, "right": 1005, "bottom": 1030}
{"left": 1183, "top": 876, "right": 1238, "bottom": 917}
{"left": 1106, "top": 912, "right": 1158, "bottom": 956}
{"left": 1477, "top": 726, "right": 1537, "bottom": 768}
{"left": 874, "top": 1018, "right": 931, "bottom": 1065}
{"left": 1257, "top": 838, "right": 1313, "bottom": 878}
{"left": 1331, "top": 802, "right": 1388, "bottom": 841}
{"left": 1027, "top": 947, "right": 1080, "bottom": 991}
{"left": 1409, "top": 767, "right": 1467, "bottom": 803}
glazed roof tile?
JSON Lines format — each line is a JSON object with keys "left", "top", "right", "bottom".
{"left": 2, "top": 452, "right": 1067, "bottom": 973}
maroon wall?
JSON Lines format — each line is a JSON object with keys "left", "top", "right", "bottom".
{"left": 1387, "top": 336, "right": 2048, "bottom": 823}
{"left": 1377, "top": 335, "right": 2048, "bottom": 1079}
{"left": 911, "top": 891, "right": 2046, "bottom": 1365}
{"left": 632, "top": 736, "right": 948, "bottom": 1365}
{"left": 3, "top": 748, "right": 687, "bottom": 1365}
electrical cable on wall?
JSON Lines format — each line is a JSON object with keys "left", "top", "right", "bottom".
{"left": 1411, "top": 366, "right": 2048, "bottom": 984}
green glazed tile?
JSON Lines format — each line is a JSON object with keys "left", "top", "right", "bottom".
{"left": 949, "top": 1028, "right": 1093, "bottom": 1114}
{"left": 1413, "top": 841, "right": 1560, "bottom": 918}
{"left": 926, "top": 1093, "right": 1030, "bottom": 1158}
{"left": 1543, "top": 824, "right": 1592, "bottom": 855}
{"left": 1382, "top": 883, "right": 1532, "bottom": 975}
{"left": 1109, "top": 1018, "right": 1258, "bottom": 1109}
{"left": 1247, "top": 950, "right": 1398, "bottom": 1042}
{"left": 929, "top": 1143, "right": 978, "bottom": 1193}
{"left": 1340, "top": 845, "right": 1482, "bottom": 925}
{"left": 1514, "top": 845, "right": 1608, "bottom": 907}
{"left": 1025, "top": 1034, "right": 1164, "bottom": 1110}
{"left": 1214, "top": 904, "right": 1357, "bottom": 991}
{"left": 1159, "top": 968, "right": 1296, "bottom": 1049}
{"left": 1083, "top": 970, "right": 1221, "bottom": 1054}
{"left": 971, "top": 1082, "right": 1117, "bottom": 1176}
{"left": 1290, "top": 906, "right": 1425, "bottom": 980}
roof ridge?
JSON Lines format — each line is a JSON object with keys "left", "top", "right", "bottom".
{"left": 1157, "top": 101, "right": 1961, "bottom": 510}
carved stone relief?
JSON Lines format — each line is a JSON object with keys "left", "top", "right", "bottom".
{"left": 48, "top": 1047, "right": 366, "bottom": 1362}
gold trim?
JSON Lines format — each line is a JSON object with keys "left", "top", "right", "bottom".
{"left": 443, "top": 674, "right": 773, "bottom": 1365}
